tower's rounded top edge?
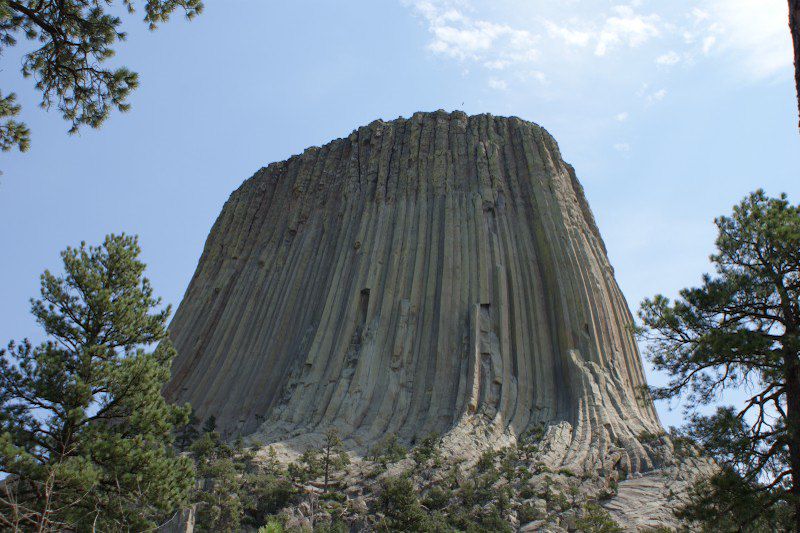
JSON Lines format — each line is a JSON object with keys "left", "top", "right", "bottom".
{"left": 256, "top": 110, "right": 555, "bottom": 176}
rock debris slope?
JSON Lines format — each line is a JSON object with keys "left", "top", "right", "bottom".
{"left": 165, "top": 110, "right": 664, "bottom": 475}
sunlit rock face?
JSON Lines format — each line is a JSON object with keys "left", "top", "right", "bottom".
{"left": 165, "top": 110, "right": 663, "bottom": 474}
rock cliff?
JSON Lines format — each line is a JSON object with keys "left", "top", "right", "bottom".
{"left": 165, "top": 110, "right": 665, "bottom": 478}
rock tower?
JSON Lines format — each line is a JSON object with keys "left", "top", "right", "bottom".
{"left": 165, "top": 110, "right": 665, "bottom": 477}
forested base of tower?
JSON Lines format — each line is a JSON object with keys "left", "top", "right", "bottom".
{"left": 168, "top": 422, "right": 713, "bottom": 533}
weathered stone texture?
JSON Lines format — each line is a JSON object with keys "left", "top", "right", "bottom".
{"left": 165, "top": 110, "right": 663, "bottom": 474}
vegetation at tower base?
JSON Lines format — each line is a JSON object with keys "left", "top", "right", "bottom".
{"left": 0, "top": 234, "right": 194, "bottom": 531}
{"left": 638, "top": 190, "right": 800, "bottom": 531}
{"left": 181, "top": 423, "right": 634, "bottom": 532}
{"left": 0, "top": 0, "right": 203, "bottom": 156}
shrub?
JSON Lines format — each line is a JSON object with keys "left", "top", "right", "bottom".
{"left": 376, "top": 476, "right": 428, "bottom": 532}
{"left": 369, "top": 434, "right": 408, "bottom": 464}
{"left": 257, "top": 518, "right": 285, "bottom": 533}
{"left": 574, "top": 503, "right": 623, "bottom": 533}
{"left": 423, "top": 486, "right": 452, "bottom": 511}
{"left": 412, "top": 433, "right": 442, "bottom": 468}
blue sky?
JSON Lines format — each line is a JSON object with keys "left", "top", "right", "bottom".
{"left": 0, "top": 0, "right": 798, "bottom": 429}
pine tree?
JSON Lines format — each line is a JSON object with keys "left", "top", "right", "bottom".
{"left": 321, "top": 429, "right": 349, "bottom": 493}
{"left": 0, "top": 0, "right": 203, "bottom": 154}
{"left": 638, "top": 190, "right": 800, "bottom": 530}
{"left": 203, "top": 415, "right": 218, "bottom": 435}
{"left": 0, "top": 234, "right": 195, "bottom": 531}
{"left": 176, "top": 408, "right": 201, "bottom": 451}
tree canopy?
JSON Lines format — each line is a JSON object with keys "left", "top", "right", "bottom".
{"left": 0, "top": 0, "right": 203, "bottom": 154}
{"left": 638, "top": 190, "right": 800, "bottom": 530}
{"left": 0, "top": 234, "right": 194, "bottom": 531}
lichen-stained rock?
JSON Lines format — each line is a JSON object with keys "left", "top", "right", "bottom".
{"left": 165, "top": 110, "right": 663, "bottom": 473}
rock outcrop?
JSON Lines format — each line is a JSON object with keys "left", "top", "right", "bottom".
{"left": 165, "top": 110, "right": 665, "bottom": 477}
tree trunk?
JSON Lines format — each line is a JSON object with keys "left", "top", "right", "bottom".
{"left": 323, "top": 448, "right": 330, "bottom": 493}
{"left": 791, "top": 0, "right": 800, "bottom": 130}
{"left": 785, "top": 348, "right": 800, "bottom": 531}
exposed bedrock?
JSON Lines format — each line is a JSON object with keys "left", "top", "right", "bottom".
{"left": 165, "top": 110, "right": 664, "bottom": 474}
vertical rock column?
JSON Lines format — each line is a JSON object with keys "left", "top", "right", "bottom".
{"left": 165, "top": 111, "right": 663, "bottom": 474}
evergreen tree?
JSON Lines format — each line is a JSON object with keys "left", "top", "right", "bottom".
{"left": 203, "top": 415, "right": 217, "bottom": 434}
{"left": 376, "top": 476, "right": 428, "bottom": 532}
{"left": 321, "top": 428, "right": 349, "bottom": 493}
{"left": 368, "top": 434, "right": 407, "bottom": 467}
{"left": 638, "top": 190, "right": 800, "bottom": 530}
{"left": 190, "top": 434, "right": 297, "bottom": 531}
{"left": 0, "top": 0, "right": 203, "bottom": 154}
{"left": 0, "top": 234, "right": 194, "bottom": 531}
{"left": 175, "top": 408, "right": 201, "bottom": 451}
{"left": 191, "top": 433, "right": 242, "bottom": 533}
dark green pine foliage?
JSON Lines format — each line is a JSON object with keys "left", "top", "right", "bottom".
{"left": 376, "top": 476, "right": 430, "bottom": 532}
{"left": 175, "top": 408, "right": 201, "bottom": 451}
{"left": 0, "top": 0, "right": 202, "bottom": 153}
{"left": 0, "top": 91, "right": 29, "bottom": 153}
{"left": 321, "top": 428, "right": 350, "bottom": 493}
{"left": 0, "top": 234, "right": 194, "bottom": 531}
{"left": 190, "top": 433, "right": 297, "bottom": 532}
{"left": 638, "top": 190, "right": 800, "bottom": 531}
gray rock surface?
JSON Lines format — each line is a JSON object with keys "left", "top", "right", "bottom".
{"left": 165, "top": 110, "right": 665, "bottom": 479}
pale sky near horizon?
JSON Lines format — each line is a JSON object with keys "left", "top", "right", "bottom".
{"left": 1, "top": 0, "right": 798, "bottom": 429}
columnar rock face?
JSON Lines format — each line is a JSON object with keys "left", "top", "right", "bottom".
{"left": 166, "top": 110, "right": 664, "bottom": 474}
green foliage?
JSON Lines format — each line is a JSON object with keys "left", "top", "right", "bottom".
{"left": 191, "top": 430, "right": 298, "bottom": 531}
{"left": 0, "top": 0, "right": 202, "bottom": 154}
{"left": 574, "top": 503, "right": 623, "bottom": 532}
{"left": 638, "top": 190, "right": 800, "bottom": 528}
{"left": 475, "top": 449, "right": 498, "bottom": 473}
{"left": 517, "top": 501, "right": 543, "bottom": 523}
{"left": 0, "top": 91, "right": 29, "bottom": 153}
{"left": 368, "top": 433, "right": 408, "bottom": 466}
{"left": 287, "top": 451, "right": 318, "bottom": 484}
{"left": 194, "top": 456, "right": 243, "bottom": 532}
{"left": 202, "top": 415, "right": 217, "bottom": 434}
{"left": 286, "top": 429, "right": 350, "bottom": 492}
{"left": 376, "top": 472, "right": 513, "bottom": 532}
{"left": 175, "top": 408, "right": 201, "bottom": 451}
{"left": 676, "top": 467, "right": 793, "bottom": 532}
{"left": 458, "top": 465, "right": 501, "bottom": 508}
{"left": 376, "top": 476, "right": 429, "bottom": 532}
{"left": 499, "top": 447, "right": 520, "bottom": 481}
{"left": 321, "top": 428, "right": 350, "bottom": 492}
{"left": 257, "top": 518, "right": 285, "bottom": 533}
{"left": 517, "top": 423, "right": 546, "bottom": 462}
{"left": 423, "top": 485, "right": 451, "bottom": 511}
{"left": 412, "top": 432, "right": 442, "bottom": 468}
{"left": 0, "top": 234, "right": 194, "bottom": 531}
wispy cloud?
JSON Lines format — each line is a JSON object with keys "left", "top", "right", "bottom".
{"left": 488, "top": 77, "right": 508, "bottom": 90}
{"left": 614, "top": 142, "right": 631, "bottom": 152}
{"left": 408, "top": 1, "right": 540, "bottom": 68}
{"left": 637, "top": 83, "right": 667, "bottom": 106}
{"left": 545, "top": 20, "right": 591, "bottom": 47}
{"left": 695, "top": 0, "right": 792, "bottom": 80}
{"left": 656, "top": 50, "right": 680, "bottom": 66}
{"left": 402, "top": 0, "right": 791, "bottom": 126}
{"left": 594, "top": 5, "right": 660, "bottom": 57}
{"left": 405, "top": 0, "right": 666, "bottom": 69}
